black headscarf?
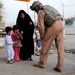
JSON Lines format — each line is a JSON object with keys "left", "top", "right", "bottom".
{"left": 16, "top": 10, "right": 30, "bottom": 22}
{"left": 16, "top": 10, "right": 34, "bottom": 32}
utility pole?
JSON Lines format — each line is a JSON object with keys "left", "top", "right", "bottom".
{"left": 33, "top": 0, "right": 36, "bottom": 23}
{"left": 62, "top": 2, "right": 65, "bottom": 38}
{"left": 62, "top": 3, "right": 64, "bottom": 19}
{"left": 27, "top": 2, "right": 29, "bottom": 14}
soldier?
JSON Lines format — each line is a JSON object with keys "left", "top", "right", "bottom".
{"left": 30, "top": 1, "right": 64, "bottom": 72}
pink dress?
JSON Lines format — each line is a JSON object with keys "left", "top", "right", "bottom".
{"left": 11, "top": 32, "right": 22, "bottom": 61}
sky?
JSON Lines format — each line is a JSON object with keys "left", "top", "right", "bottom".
{"left": 1, "top": 0, "right": 75, "bottom": 26}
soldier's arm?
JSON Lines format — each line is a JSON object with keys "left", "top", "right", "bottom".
{"left": 38, "top": 10, "right": 45, "bottom": 39}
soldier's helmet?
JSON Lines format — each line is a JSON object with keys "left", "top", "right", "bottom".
{"left": 30, "top": 1, "right": 42, "bottom": 10}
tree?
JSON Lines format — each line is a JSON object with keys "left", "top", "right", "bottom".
{"left": 0, "top": 1, "right": 3, "bottom": 24}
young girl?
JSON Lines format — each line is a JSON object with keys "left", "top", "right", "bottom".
{"left": 11, "top": 25, "right": 22, "bottom": 62}
{"left": 5, "top": 26, "right": 15, "bottom": 64}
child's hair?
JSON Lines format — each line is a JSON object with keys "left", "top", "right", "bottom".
{"left": 5, "top": 26, "right": 12, "bottom": 33}
{"left": 13, "top": 25, "right": 19, "bottom": 31}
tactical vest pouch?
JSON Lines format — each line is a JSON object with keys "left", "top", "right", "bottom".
{"left": 44, "top": 13, "right": 55, "bottom": 27}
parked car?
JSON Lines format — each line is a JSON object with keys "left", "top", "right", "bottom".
{"left": 0, "top": 24, "right": 6, "bottom": 37}
{"left": 0, "top": 28, "right": 6, "bottom": 37}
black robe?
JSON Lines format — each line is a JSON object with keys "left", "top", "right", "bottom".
{"left": 16, "top": 10, "right": 34, "bottom": 60}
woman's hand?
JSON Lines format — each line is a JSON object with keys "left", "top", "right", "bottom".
{"left": 29, "top": 22, "right": 32, "bottom": 25}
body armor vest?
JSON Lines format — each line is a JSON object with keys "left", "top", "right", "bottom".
{"left": 41, "top": 5, "right": 63, "bottom": 27}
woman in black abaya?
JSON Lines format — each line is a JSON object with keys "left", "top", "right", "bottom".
{"left": 16, "top": 10, "right": 34, "bottom": 61}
